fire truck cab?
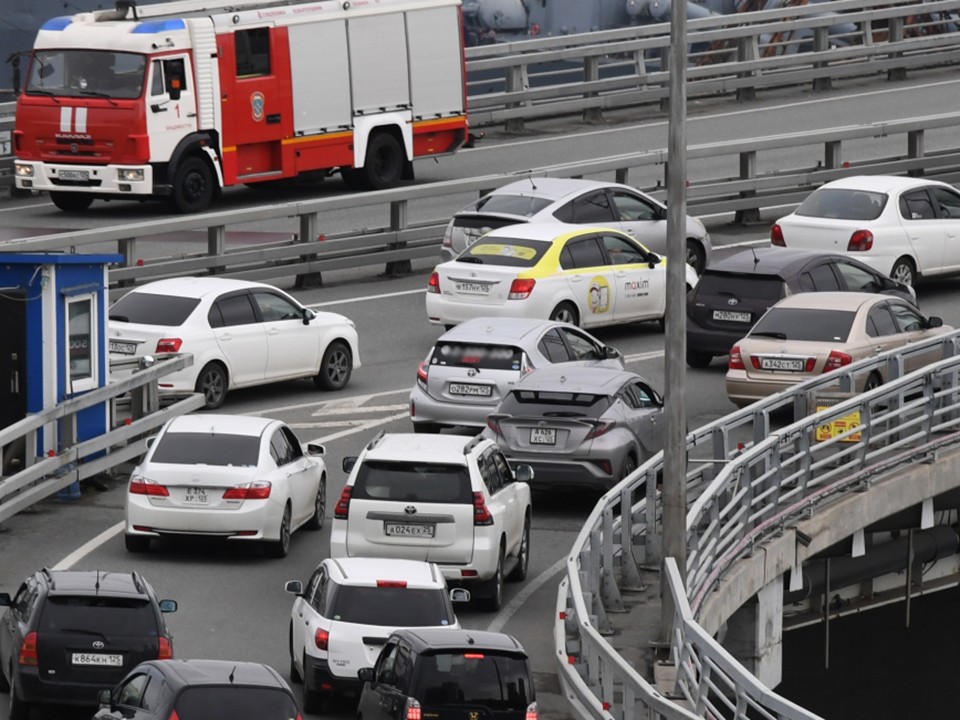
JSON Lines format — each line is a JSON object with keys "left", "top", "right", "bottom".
{"left": 14, "top": 0, "right": 468, "bottom": 213}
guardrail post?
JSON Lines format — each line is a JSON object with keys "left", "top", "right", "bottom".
{"left": 812, "top": 27, "right": 832, "bottom": 93}
{"left": 824, "top": 140, "right": 842, "bottom": 169}
{"left": 908, "top": 130, "right": 925, "bottom": 176}
{"left": 207, "top": 225, "right": 226, "bottom": 275}
{"left": 887, "top": 17, "right": 907, "bottom": 82}
{"left": 504, "top": 65, "right": 528, "bottom": 134}
{"left": 295, "top": 212, "right": 323, "bottom": 289}
{"left": 582, "top": 55, "right": 603, "bottom": 124}
{"left": 736, "top": 36, "right": 759, "bottom": 102}
{"left": 633, "top": 47, "right": 648, "bottom": 86}
{"left": 118, "top": 238, "right": 137, "bottom": 287}
{"left": 383, "top": 200, "right": 412, "bottom": 277}
{"left": 734, "top": 150, "right": 760, "bottom": 224}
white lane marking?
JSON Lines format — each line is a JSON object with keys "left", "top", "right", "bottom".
{"left": 53, "top": 521, "right": 125, "bottom": 570}
{"left": 0, "top": 203, "right": 51, "bottom": 213}
{"left": 623, "top": 350, "right": 664, "bottom": 363}
{"left": 308, "top": 288, "right": 425, "bottom": 308}
{"left": 250, "top": 388, "right": 409, "bottom": 417}
{"left": 311, "top": 404, "right": 407, "bottom": 417}
{"left": 486, "top": 557, "right": 567, "bottom": 634}
{"left": 289, "top": 411, "right": 410, "bottom": 442}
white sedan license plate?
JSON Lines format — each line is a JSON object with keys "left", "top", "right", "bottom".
{"left": 760, "top": 357, "right": 804, "bottom": 372}
{"left": 713, "top": 310, "right": 751, "bottom": 322}
{"left": 183, "top": 487, "right": 208, "bottom": 504}
{"left": 454, "top": 281, "right": 492, "bottom": 294}
{"left": 385, "top": 523, "right": 435, "bottom": 538}
{"left": 72, "top": 653, "right": 122, "bottom": 667}
{"left": 449, "top": 383, "right": 492, "bottom": 397}
{"left": 59, "top": 169, "right": 90, "bottom": 182}
{"left": 530, "top": 428, "right": 557, "bottom": 445}
{"left": 109, "top": 341, "right": 137, "bottom": 355}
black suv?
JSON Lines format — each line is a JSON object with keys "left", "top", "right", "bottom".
{"left": 686, "top": 247, "right": 916, "bottom": 368}
{"left": 0, "top": 568, "right": 177, "bottom": 720}
{"left": 93, "top": 659, "right": 300, "bottom": 720}
{"left": 357, "top": 628, "right": 537, "bottom": 720}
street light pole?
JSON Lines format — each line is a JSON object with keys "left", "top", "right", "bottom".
{"left": 661, "top": 0, "right": 689, "bottom": 640}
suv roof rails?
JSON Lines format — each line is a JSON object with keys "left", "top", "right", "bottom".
{"left": 463, "top": 436, "right": 485, "bottom": 456}
{"left": 366, "top": 430, "right": 386, "bottom": 451}
{"left": 40, "top": 567, "right": 55, "bottom": 589}
{"left": 131, "top": 571, "right": 145, "bottom": 594}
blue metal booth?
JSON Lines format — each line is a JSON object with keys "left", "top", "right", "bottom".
{"left": 0, "top": 253, "right": 122, "bottom": 486}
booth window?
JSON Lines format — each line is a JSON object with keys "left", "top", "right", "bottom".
{"left": 66, "top": 294, "right": 98, "bottom": 393}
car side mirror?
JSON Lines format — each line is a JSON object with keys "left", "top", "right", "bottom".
{"left": 343, "top": 456, "right": 358, "bottom": 473}
{"left": 514, "top": 464, "right": 534, "bottom": 483}
{"left": 358, "top": 667, "right": 374, "bottom": 683}
{"left": 97, "top": 688, "right": 113, "bottom": 708}
{"left": 450, "top": 587, "right": 471, "bottom": 603}
{"left": 604, "top": 346, "right": 621, "bottom": 359}
{"left": 647, "top": 253, "right": 661, "bottom": 268}
{"left": 145, "top": 435, "right": 157, "bottom": 449}
{"left": 284, "top": 580, "right": 303, "bottom": 596}
{"left": 307, "top": 443, "right": 325, "bottom": 456}
{"left": 302, "top": 308, "right": 315, "bottom": 325}
{"left": 0, "top": 592, "right": 11, "bottom": 607}
{"left": 928, "top": 316, "right": 944, "bottom": 328}
{"left": 159, "top": 599, "right": 177, "bottom": 613}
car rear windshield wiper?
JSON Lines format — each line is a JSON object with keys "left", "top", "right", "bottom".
{"left": 750, "top": 331, "right": 787, "bottom": 340}
{"left": 458, "top": 256, "right": 484, "bottom": 264}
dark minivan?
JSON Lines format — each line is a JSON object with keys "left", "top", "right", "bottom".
{"left": 357, "top": 628, "right": 537, "bottom": 720}
{"left": 0, "top": 569, "right": 177, "bottom": 720}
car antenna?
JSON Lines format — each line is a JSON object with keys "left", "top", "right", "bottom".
{"left": 95, "top": 570, "right": 101, "bottom": 594}
{"left": 229, "top": 665, "right": 236, "bottom": 684}
{"left": 751, "top": 246, "right": 760, "bottom": 267}
{"left": 527, "top": 173, "right": 537, "bottom": 191}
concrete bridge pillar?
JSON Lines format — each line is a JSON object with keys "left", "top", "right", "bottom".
{"left": 723, "top": 575, "right": 784, "bottom": 688}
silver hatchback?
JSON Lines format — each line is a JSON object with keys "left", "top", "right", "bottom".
{"left": 482, "top": 365, "right": 666, "bottom": 491}
{"left": 410, "top": 317, "right": 624, "bottom": 432}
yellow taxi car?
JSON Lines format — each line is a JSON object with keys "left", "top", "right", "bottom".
{"left": 426, "top": 223, "right": 698, "bottom": 329}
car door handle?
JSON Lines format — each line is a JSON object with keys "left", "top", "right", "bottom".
{"left": 875, "top": 346, "right": 884, "bottom": 353}
{"left": 568, "top": 276, "right": 583, "bottom": 283}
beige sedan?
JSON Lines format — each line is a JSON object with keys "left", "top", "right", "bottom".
{"left": 725, "top": 292, "right": 952, "bottom": 407}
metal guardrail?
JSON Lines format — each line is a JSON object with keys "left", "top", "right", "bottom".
{"left": 2, "top": 111, "right": 960, "bottom": 288}
{"left": 556, "top": 329, "right": 960, "bottom": 720}
{"left": 0, "top": 354, "right": 204, "bottom": 524}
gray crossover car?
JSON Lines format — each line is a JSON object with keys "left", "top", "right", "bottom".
{"left": 410, "top": 317, "right": 624, "bottom": 432}
{"left": 482, "top": 365, "right": 665, "bottom": 491}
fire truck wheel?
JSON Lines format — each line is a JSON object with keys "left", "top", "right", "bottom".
{"left": 50, "top": 192, "right": 93, "bottom": 213}
{"left": 340, "top": 167, "right": 367, "bottom": 192}
{"left": 170, "top": 156, "right": 214, "bottom": 213}
{"left": 362, "top": 132, "right": 403, "bottom": 190}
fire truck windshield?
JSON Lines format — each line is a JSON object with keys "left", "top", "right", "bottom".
{"left": 27, "top": 50, "right": 146, "bottom": 100}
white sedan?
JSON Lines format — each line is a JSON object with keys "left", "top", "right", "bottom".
{"left": 427, "top": 223, "right": 698, "bottom": 330}
{"left": 125, "top": 414, "right": 326, "bottom": 558}
{"left": 108, "top": 277, "right": 360, "bottom": 409}
{"left": 770, "top": 174, "right": 960, "bottom": 286}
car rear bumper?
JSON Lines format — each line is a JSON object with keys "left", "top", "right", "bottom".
{"left": 15, "top": 667, "right": 116, "bottom": 707}
{"left": 126, "top": 497, "right": 284, "bottom": 540}
{"left": 686, "top": 319, "right": 745, "bottom": 356}
{"left": 504, "top": 456, "right": 619, "bottom": 491}
{"left": 305, "top": 654, "right": 362, "bottom": 696}
{"left": 425, "top": 295, "right": 533, "bottom": 326}
{"left": 409, "top": 385, "right": 497, "bottom": 429}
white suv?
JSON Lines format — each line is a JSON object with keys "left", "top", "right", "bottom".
{"left": 329, "top": 433, "right": 533, "bottom": 611}
{"left": 284, "top": 557, "right": 468, "bottom": 714}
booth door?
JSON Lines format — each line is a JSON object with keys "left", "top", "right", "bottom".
{"left": 0, "top": 293, "right": 26, "bottom": 473}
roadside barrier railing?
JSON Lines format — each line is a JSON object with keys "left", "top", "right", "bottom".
{"left": 557, "top": 328, "right": 960, "bottom": 720}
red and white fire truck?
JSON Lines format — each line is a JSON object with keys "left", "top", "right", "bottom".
{"left": 13, "top": 0, "right": 469, "bottom": 212}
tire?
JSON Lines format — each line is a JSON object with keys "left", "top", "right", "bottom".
{"left": 267, "top": 505, "right": 292, "bottom": 559}
{"left": 686, "top": 350, "right": 713, "bottom": 369}
{"left": 340, "top": 167, "right": 366, "bottom": 192}
{"left": 302, "top": 655, "right": 323, "bottom": 715}
{"left": 619, "top": 454, "right": 638, "bottom": 482}
{"left": 289, "top": 626, "right": 303, "bottom": 684}
{"left": 412, "top": 422, "right": 442, "bottom": 434}
{"left": 863, "top": 371, "right": 883, "bottom": 392}
{"left": 9, "top": 682, "right": 30, "bottom": 720}
{"left": 195, "top": 362, "right": 229, "bottom": 410}
{"left": 124, "top": 534, "right": 151, "bottom": 553}
{"left": 362, "top": 132, "right": 404, "bottom": 190}
{"left": 314, "top": 341, "right": 352, "bottom": 391}
{"left": 305, "top": 475, "right": 326, "bottom": 531}
{"left": 890, "top": 257, "right": 916, "bottom": 287}
{"left": 686, "top": 238, "right": 706, "bottom": 275}
{"left": 169, "top": 156, "right": 214, "bottom": 213}
{"left": 549, "top": 302, "right": 579, "bottom": 327}
{"left": 657, "top": 316, "right": 666, "bottom": 332}
{"left": 507, "top": 516, "right": 530, "bottom": 582}
{"left": 49, "top": 191, "right": 93, "bottom": 213}
{"left": 0, "top": 664, "right": 9, "bottom": 693}
{"left": 483, "top": 545, "right": 505, "bottom": 612}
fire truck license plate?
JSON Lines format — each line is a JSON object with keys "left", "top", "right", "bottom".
{"left": 59, "top": 170, "right": 90, "bottom": 182}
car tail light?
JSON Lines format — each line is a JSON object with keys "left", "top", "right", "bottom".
{"left": 473, "top": 491, "right": 493, "bottom": 526}
{"left": 168, "top": 711, "right": 181, "bottom": 720}
{"left": 805, "top": 357, "right": 817, "bottom": 372}
{"left": 334, "top": 487, "right": 352, "bottom": 519}
{"left": 486, "top": 415, "right": 504, "bottom": 438}
{"left": 463, "top": 653, "right": 485, "bottom": 659}
{"left": 158, "top": 636, "right": 173, "bottom": 660}
{"left": 417, "top": 360, "right": 429, "bottom": 386}
{"left": 427, "top": 272, "right": 440, "bottom": 294}
{"left": 585, "top": 420, "right": 615, "bottom": 440}
{"left": 728, "top": 346, "right": 745, "bottom": 370}
{"left": 442, "top": 226, "right": 453, "bottom": 249}
{"left": 19, "top": 632, "right": 38, "bottom": 666}
{"left": 377, "top": 580, "right": 408, "bottom": 588}
{"left": 155, "top": 338, "right": 182, "bottom": 353}
{"left": 847, "top": 230, "right": 874, "bottom": 252}
{"left": 823, "top": 350, "right": 852, "bottom": 373}
{"left": 508, "top": 278, "right": 536, "bottom": 300}
{"left": 314, "top": 628, "right": 329, "bottom": 651}
{"left": 222, "top": 481, "right": 271, "bottom": 500}
{"left": 405, "top": 698, "right": 423, "bottom": 720}
{"left": 129, "top": 478, "right": 169, "bottom": 497}
{"left": 589, "top": 459, "right": 613, "bottom": 475}
{"left": 526, "top": 702, "right": 539, "bottom": 720}
{"left": 770, "top": 224, "right": 785, "bottom": 246}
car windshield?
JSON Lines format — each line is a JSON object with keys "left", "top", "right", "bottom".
{"left": 752, "top": 308, "right": 856, "bottom": 342}
{"left": 352, "top": 461, "right": 473, "bottom": 504}
{"left": 38, "top": 596, "right": 156, "bottom": 636}
{"left": 328, "top": 585, "right": 455, "bottom": 627}
{"left": 696, "top": 272, "right": 785, "bottom": 301}
{"left": 175, "top": 687, "right": 298, "bottom": 720}
{"left": 150, "top": 432, "right": 260, "bottom": 466}
{"left": 109, "top": 292, "right": 200, "bottom": 326}
{"left": 498, "top": 390, "right": 612, "bottom": 418}
{"left": 467, "top": 193, "right": 553, "bottom": 218}
{"left": 27, "top": 49, "right": 146, "bottom": 99}
{"left": 460, "top": 239, "right": 548, "bottom": 267}
{"left": 432, "top": 342, "right": 524, "bottom": 371}
{"left": 415, "top": 652, "right": 533, "bottom": 710}
{"left": 794, "top": 188, "right": 887, "bottom": 221}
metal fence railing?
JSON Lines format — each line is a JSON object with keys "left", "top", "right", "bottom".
{"left": 557, "top": 329, "right": 960, "bottom": 720}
